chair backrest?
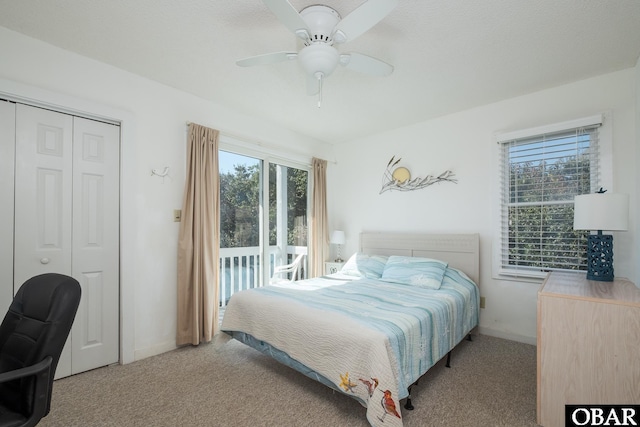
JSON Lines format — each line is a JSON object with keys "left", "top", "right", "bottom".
{"left": 286, "top": 253, "right": 304, "bottom": 280}
{"left": 0, "top": 273, "right": 81, "bottom": 418}
{"left": 270, "top": 253, "right": 304, "bottom": 284}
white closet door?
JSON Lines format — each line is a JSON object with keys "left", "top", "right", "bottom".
{"left": 14, "top": 104, "right": 74, "bottom": 378}
{"left": 0, "top": 101, "right": 16, "bottom": 315}
{"left": 14, "top": 104, "right": 120, "bottom": 378}
{"left": 71, "top": 117, "right": 120, "bottom": 374}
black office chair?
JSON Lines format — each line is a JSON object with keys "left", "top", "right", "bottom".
{"left": 0, "top": 273, "right": 81, "bottom": 427}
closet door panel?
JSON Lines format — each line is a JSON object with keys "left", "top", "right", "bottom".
{"left": 71, "top": 117, "right": 120, "bottom": 373}
{"left": 0, "top": 101, "right": 15, "bottom": 315}
{"left": 14, "top": 104, "right": 73, "bottom": 286}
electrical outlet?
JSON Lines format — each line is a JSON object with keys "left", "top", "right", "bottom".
{"left": 480, "top": 296, "right": 486, "bottom": 309}
{"left": 173, "top": 209, "right": 182, "bottom": 222}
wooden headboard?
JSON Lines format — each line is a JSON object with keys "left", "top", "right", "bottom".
{"left": 360, "top": 232, "right": 480, "bottom": 285}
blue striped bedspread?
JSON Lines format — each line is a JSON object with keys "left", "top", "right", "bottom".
{"left": 221, "top": 267, "right": 479, "bottom": 427}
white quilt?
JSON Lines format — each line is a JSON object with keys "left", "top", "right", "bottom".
{"left": 221, "top": 270, "right": 479, "bottom": 427}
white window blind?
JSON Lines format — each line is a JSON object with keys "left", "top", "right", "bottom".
{"left": 497, "top": 118, "right": 602, "bottom": 277}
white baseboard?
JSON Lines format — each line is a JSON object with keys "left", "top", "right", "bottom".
{"left": 132, "top": 340, "right": 178, "bottom": 362}
{"left": 477, "top": 326, "right": 537, "bottom": 346}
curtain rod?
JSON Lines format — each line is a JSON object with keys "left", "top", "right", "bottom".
{"left": 186, "top": 120, "right": 291, "bottom": 149}
{"left": 185, "top": 121, "right": 260, "bottom": 145}
{"left": 185, "top": 121, "right": 336, "bottom": 165}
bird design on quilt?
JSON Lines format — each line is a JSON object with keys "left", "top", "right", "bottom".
{"left": 359, "top": 377, "right": 379, "bottom": 397}
{"left": 378, "top": 390, "right": 402, "bottom": 422}
{"left": 339, "top": 372, "right": 358, "bottom": 393}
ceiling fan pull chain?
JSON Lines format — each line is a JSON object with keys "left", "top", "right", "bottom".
{"left": 317, "top": 73, "right": 323, "bottom": 108}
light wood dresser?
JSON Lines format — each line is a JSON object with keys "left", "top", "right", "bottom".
{"left": 537, "top": 271, "right": 640, "bottom": 427}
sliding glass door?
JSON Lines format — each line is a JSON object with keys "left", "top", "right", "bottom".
{"left": 219, "top": 150, "right": 309, "bottom": 306}
{"left": 268, "top": 162, "right": 308, "bottom": 282}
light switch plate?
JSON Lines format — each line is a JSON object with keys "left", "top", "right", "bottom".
{"left": 173, "top": 209, "right": 182, "bottom": 222}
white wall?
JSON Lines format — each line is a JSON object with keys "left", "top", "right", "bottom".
{"left": 328, "top": 68, "right": 638, "bottom": 345}
{"left": 0, "top": 27, "right": 331, "bottom": 361}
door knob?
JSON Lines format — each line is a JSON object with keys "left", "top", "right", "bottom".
{"left": 40, "top": 258, "right": 50, "bottom": 264}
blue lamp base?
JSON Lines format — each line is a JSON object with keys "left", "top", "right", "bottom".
{"left": 586, "top": 233, "right": 614, "bottom": 282}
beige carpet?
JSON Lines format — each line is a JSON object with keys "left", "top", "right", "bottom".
{"left": 39, "top": 333, "right": 538, "bottom": 427}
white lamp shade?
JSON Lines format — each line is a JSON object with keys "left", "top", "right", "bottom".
{"left": 330, "top": 230, "right": 346, "bottom": 245}
{"left": 573, "top": 193, "right": 629, "bottom": 231}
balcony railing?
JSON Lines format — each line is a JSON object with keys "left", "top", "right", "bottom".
{"left": 219, "top": 245, "right": 307, "bottom": 307}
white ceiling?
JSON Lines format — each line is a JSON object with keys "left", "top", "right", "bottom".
{"left": 1, "top": 0, "right": 640, "bottom": 144}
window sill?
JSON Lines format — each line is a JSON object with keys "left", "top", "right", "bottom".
{"left": 493, "top": 268, "right": 548, "bottom": 283}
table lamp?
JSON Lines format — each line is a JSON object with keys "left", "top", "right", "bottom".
{"left": 573, "top": 190, "right": 629, "bottom": 282}
{"left": 330, "top": 230, "right": 346, "bottom": 262}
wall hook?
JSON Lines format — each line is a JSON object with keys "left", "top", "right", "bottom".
{"left": 151, "top": 166, "right": 170, "bottom": 177}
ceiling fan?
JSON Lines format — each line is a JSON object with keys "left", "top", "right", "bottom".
{"left": 237, "top": 0, "right": 398, "bottom": 106}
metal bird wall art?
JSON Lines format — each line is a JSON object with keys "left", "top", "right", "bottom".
{"left": 380, "top": 155, "right": 457, "bottom": 194}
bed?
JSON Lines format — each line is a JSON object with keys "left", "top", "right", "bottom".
{"left": 221, "top": 232, "right": 480, "bottom": 427}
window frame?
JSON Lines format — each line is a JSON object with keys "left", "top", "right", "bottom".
{"left": 218, "top": 134, "right": 312, "bottom": 286}
{"left": 492, "top": 113, "right": 614, "bottom": 281}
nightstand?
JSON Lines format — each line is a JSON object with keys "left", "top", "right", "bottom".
{"left": 324, "top": 261, "right": 344, "bottom": 275}
{"left": 537, "top": 271, "right": 640, "bottom": 427}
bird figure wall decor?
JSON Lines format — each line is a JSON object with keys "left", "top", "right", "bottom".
{"left": 378, "top": 389, "right": 402, "bottom": 422}
{"left": 380, "top": 155, "right": 457, "bottom": 193}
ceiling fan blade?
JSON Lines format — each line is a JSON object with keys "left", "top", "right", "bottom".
{"left": 339, "top": 53, "right": 394, "bottom": 76}
{"left": 306, "top": 75, "right": 320, "bottom": 96}
{"left": 236, "top": 52, "right": 297, "bottom": 67}
{"left": 333, "top": 0, "right": 398, "bottom": 43}
{"left": 263, "top": 0, "right": 310, "bottom": 40}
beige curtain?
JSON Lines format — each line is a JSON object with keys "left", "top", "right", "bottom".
{"left": 176, "top": 123, "right": 220, "bottom": 346}
{"left": 309, "top": 157, "right": 328, "bottom": 277}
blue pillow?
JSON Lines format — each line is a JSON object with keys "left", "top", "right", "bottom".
{"left": 340, "top": 253, "right": 388, "bottom": 279}
{"left": 380, "top": 256, "right": 448, "bottom": 289}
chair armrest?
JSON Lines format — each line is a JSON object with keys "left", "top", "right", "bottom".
{"left": 0, "top": 356, "right": 53, "bottom": 426}
{"left": 273, "top": 264, "right": 296, "bottom": 274}
{"left": 0, "top": 356, "right": 52, "bottom": 384}
{"left": 273, "top": 254, "right": 304, "bottom": 274}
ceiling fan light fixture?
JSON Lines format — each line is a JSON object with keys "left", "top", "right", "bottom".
{"left": 298, "top": 44, "right": 339, "bottom": 78}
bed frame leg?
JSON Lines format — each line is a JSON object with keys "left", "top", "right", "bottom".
{"left": 404, "top": 334, "right": 474, "bottom": 410}
{"left": 404, "top": 384, "right": 415, "bottom": 410}
{"left": 445, "top": 333, "right": 472, "bottom": 370}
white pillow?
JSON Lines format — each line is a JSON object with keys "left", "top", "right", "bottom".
{"left": 340, "top": 253, "right": 388, "bottom": 279}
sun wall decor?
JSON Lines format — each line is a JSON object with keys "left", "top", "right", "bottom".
{"left": 380, "top": 156, "right": 457, "bottom": 194}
